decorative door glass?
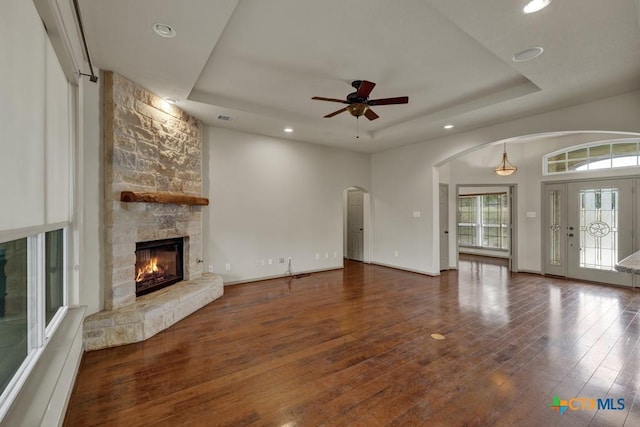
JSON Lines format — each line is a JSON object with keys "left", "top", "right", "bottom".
{"left": 579, "top": 188, "right": 618, "bottom": 270}
{"left": 549, "top": 190, "right": 561, "bottom": 265}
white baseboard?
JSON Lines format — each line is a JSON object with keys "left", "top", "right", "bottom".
{"left": 370, "top": 261, "right": 439, "bottom": 277}
{"left": 223, "top": 266, "right": 344, "bottom": 286}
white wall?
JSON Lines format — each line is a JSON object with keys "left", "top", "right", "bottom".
{"left": 204, "top": 127, "right": 371, "bottom": 283}
{"left": 371, "top": 90, "right": 640, "bottom": 276}
{"left": 371, "top": 142, "right": 437, "bottom": 274}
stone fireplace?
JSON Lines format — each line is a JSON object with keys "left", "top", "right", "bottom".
{"left": 83, "top": 72, "right": 222, "bottom": 351}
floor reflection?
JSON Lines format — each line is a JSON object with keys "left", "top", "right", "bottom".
{"left": 457, "top": 254, "right": 511, "bottom": 323}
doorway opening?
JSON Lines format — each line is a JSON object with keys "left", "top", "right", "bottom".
{"left": 343, "top": 187, "right": 371, "bottom": 263}
{"left": 455, "top": 184, "right": 518, "bottom": 272}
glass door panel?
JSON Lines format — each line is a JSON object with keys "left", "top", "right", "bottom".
{"left": 578, "top": 188, "right": 618, "bottom": 270}
{"left": 543, "top": 183, "right": 567, "bottom": 276}
{"left": 567, "top": 180, "right": 632, "bottom": 286}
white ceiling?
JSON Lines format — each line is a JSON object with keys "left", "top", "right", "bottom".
{"left": 78, "top": 0, "right": 640, "bottom": 153}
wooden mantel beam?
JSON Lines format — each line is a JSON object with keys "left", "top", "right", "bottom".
{"left": 120, "top": 191, "right": 209, "bottom": 206}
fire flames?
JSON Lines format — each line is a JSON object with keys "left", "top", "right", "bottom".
{"left": 136, "top": 257, "right": 166, "bottom": 282}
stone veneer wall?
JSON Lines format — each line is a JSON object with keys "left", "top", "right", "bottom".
{"left": 103, "top": 71, "right": 204, "bottom": 310}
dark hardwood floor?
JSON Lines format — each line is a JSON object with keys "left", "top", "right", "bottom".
{"left": 64, "top": 257, "right": 640, "bottom": 426}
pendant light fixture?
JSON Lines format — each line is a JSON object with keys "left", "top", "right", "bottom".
{"left": 494, "top": 142, "right": 517, "bottom": 176}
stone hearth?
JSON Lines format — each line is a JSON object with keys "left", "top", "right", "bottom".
{"left": 84, "top": 274, "right": 222, "bottom": 350}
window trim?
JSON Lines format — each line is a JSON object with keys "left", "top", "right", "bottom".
{"left": 44, "top": 228, "right": 68, "bottom": 337}
{"left": 0, "top": 225, "right": 68, "bottom": 421}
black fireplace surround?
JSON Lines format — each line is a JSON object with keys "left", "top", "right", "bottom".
{"left": 135, "top": 238, "right": 184, "bottom": 297}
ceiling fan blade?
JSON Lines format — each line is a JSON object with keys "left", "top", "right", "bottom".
{"left": 356, "top": 80, "right": 376, "bottom": 98}
{"left": 324, "top": 107, "right": 348, "bottom": 118}
{"left": 368, "top": 96, "right": 409, "bottom": 106}
{"left": 312, "top": 96, "right": 349, "bottom": 104}
{"left": 364, "top": 108, "right": 379, "bottom": 121}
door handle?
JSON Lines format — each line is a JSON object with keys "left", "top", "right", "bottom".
{"left": 444, "top": 231, "right": 449, "bottom": 234}
{"left": 568, "top": 233, "right": 574, "bottom": 237}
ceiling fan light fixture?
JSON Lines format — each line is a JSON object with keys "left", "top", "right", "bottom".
{"left": 494, "top": 143, "right": 517, "bottom": 176}
{"left": 347, "top": 103, "right": 369, "bottom": 117}
{"left": 523, "top": 0, "right": 551, "bottom": 14}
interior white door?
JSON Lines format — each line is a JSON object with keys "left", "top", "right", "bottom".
{"left": 439, "top": 184, "right": 449, "bottom": 270}
{"left": 566, "top": 179, "right": 633, "bottom": 286}
{"left": 347, "top": 190, "right": 364, "bottom": 261}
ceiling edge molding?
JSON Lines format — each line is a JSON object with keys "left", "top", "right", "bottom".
{"left": 187, "top": 89, "right": 368, "bottom": 137}
{"left": 372, "top": 79, "right": 541, "bottom": 140}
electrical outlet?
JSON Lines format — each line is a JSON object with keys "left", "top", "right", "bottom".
{"left": 208, "top": 265, "right": 214, "bottom": 273}
{"left": 315, "top": 253, "right": 320, "bottom": 260}
{"left": 225, "top": 263, "right": 231, "bottom": 271}
{"left": 325, "top": 252, "right": 329, "bottom": 259}
{"left": 261, "top": 259, "right": 265, "bottom": 266}
{"left": 333, "top": 251, "right": 337, "bottom": 258}
{"left": 268, "top": 259, "right": 272, "bottom": 265}
{"left": 394, "top": 251, "right": 399, "bottom": 257}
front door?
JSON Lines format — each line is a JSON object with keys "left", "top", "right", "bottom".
{"left": 544, "top": 179, "right": 633, "bottom": 286}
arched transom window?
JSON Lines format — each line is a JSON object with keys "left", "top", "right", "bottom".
{"left": 544, "top": 139, "right": 640, "bottom": 175}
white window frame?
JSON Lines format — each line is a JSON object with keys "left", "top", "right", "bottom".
{"left": 0, "top": 223, "right": 68, "bottom": 420}
{"left": 458, "top": 193, "right": 509, "bottom": 251}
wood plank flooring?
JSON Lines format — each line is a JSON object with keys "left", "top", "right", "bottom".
{"left": 64, "top": 257, "right": 640, "bottom": 426}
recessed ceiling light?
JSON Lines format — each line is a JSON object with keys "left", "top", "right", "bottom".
{"left": 444, "top": 124, "right": 454, "bottom": 130}
{"left": 284, "top": 127, "right": 293, "bottom": 133}
{"left": 165, "top": 97, "right": 178, "bottom": 104}
{"left": 512, "top": 46, "right": 544, "bottom": 62}
{"left": 523, "top": 0, "right": 551, "bottom": 14}
{"left": 152, "top": 23, "right": 176, "bottom": 38}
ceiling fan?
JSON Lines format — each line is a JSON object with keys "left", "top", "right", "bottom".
{"left": 312, "top": 80, "right": 408, "bottom": 121}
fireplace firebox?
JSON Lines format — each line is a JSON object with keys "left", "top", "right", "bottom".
{"left": 135, "top": 238, "right": 184, "bottom": 297}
